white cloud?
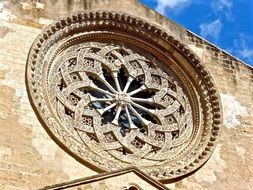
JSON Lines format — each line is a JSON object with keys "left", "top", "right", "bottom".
{"left": 155, "top": 0, "right": 191, "bottom": 15}
{"left": 199, "top": 19, "right": 222, "bottom": 41}
{"left": 214, "top": 0, "right": 232, "bottom": 11}
{"left": 211, "top": 0, "right": 233, "bottom": 20}
{"left": 238, "top": 49, "right": 253, "bottom": 62}
{"left": 226, "top": 33, "right": 253, "bottom": 65}
{"left": 235, "top": 34, "right": 253, "bottom": 64}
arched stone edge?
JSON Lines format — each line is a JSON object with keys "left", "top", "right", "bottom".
{"left": 25, "top": 10, "right": 222, "bottom": 182}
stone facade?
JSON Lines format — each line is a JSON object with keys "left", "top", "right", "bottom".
{"left": 0, "top": 1, "right": 252, "bottom": 190}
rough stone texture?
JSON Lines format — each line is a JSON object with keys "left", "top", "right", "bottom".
{"left": 0, "top": 0, "right": 252, "bottom": 189}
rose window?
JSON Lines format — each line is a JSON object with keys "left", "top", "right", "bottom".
{"left": 26, "top": 11, "right": 222, "bottom": 182}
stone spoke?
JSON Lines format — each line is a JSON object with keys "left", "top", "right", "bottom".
{"left": 98, "top": 74, "right": 118, "bottom": 94}
{"left": 89, "top": 95, "right": 115, "bottom": 102}
{"left": 113, "top": 72, "right": 122, "bottom": 92}
{"left": 131, "top": 101, "right": 156, "bottom": 116}
{"left": 125, "top": 106, "right": 138, "bottom": 129}
{"left": 128, "top": 105, "right": 150, "bottom": 126}
{"left": 123, "top": 76, "right": 133, "bottom": 93}
{"left": 130, "top": 97, "right": 153, "bottom": 103}
{"left": 128, "top": 85, "right": 147, "bottom": 96}
{"left": 96, "top": 102, "right": 117, "bottom": 115}
{"left": 111, "top": 105, "right": 122, "bottom": 126}
{"left": 90, "top": 82, "right": 115, "bottom": 97}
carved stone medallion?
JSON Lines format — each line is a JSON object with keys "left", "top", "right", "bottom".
{"left": 26, "top": 11, "right": 222, "bottom": 182}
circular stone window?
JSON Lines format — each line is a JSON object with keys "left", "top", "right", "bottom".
{"left": 26, "top": 11, "right": 222, "bottom": 182}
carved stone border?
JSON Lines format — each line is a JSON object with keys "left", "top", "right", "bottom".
{"left": 26, "top": 10, "right": 222, "bottom": 182}
{"left": 38, "top": 167, "right": 170, "bottom": 190}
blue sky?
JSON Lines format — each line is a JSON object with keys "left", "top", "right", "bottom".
{"left": 139, "top": 0, "right": 253, "bottom": 66}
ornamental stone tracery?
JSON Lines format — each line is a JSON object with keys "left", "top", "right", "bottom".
{"left": 26, "top": 11, "right": 222, "bottom": 182}
{"left": 51, "top": 41, "right": 193, "bottom": 165}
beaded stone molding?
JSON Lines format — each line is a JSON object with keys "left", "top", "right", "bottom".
{"left": 26, "top": 11, "right": 222, "bottom": 182}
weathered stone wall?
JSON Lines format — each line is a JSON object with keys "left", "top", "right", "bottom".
{"left": 0, "top": 0, "right": 252, "bottom": 189}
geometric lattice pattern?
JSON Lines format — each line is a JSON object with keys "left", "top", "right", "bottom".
{"left": 50, "top": 42, "right": 193, "bottom": 164}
